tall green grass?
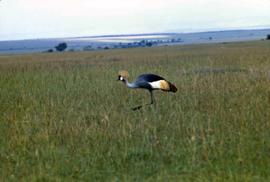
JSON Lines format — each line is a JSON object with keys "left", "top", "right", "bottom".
{"left": 0, "top": 41, "right": 270, "bottom": 181}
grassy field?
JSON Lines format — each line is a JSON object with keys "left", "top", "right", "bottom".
{"left": 0, "top": 41, "right": 270, "bottom": 181}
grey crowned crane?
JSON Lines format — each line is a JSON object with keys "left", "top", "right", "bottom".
{"left": 118, "top": 70, "right": 177, "bottom": 108}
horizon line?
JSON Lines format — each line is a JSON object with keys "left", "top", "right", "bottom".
{"left": 1, "top": 26, "right": 270, "bottom": 42}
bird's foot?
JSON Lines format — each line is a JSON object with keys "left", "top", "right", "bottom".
{"left": 131, "top": 102, "right": 155, "bottom": 111}
{"left": 132, "top": 105, "right": 143, "bottom": 111}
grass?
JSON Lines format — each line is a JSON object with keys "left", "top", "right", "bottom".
{"left": 0, "top": 41, "right": 270, "bottom": 181}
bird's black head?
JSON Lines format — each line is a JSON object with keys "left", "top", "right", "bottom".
{"left": 117, "top": 75, "right": 123, "bottom": 81}
{"left": 117, "top": 70, "right": 129, "bottom": 82}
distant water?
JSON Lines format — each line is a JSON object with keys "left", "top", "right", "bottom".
{"left": 66, "top": 35, "right": 170, "bottom": 42}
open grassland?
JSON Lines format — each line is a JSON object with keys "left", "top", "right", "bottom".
{"left": 0, "top": 41, "right": 270, "bottom": 181}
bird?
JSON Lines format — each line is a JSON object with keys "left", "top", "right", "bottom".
{"left": 117, "top": 70, "right": 177, "bottom": 107}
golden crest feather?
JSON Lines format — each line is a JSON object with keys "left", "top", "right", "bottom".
{"left": 118, "top": 70, "right": 129, "bottom": 78}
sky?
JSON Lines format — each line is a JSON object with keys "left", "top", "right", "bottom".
{"left": 0, "top": 0, "right": 270, "bottom": 41}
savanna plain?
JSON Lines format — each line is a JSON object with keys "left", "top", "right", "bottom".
{"left": 0, "top": 41, "right": 270, "bottom": 181}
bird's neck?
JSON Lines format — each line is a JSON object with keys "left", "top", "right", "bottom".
{"left": 122, "top": 79, "right": 137, "bottom": 88}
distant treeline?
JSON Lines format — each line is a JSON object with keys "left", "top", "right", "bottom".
{"left": 45, "top": 34, "right": 270, "bottom": 53}
{"left": 45, "top": 38, "right": 183, "bottom": 53}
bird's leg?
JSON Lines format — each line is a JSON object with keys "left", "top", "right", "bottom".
{"left": 150, "top": 91, "right": 155, "bottom": 104}
{"left": 132, "top": 91, "right": 155, "bottom": 111}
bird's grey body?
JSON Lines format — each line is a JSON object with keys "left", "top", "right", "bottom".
{"left": 118, "top": 71, "right": 177, "bottom": 107}
{"left": 124, "top": 74, "right": 165, "bottom": 90}
{"left": 137, "top": 74, "right": 165, "bottom": 83}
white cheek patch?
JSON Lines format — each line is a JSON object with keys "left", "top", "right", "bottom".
{"left": 149, "top": 81, "right": 161, "bottom": 89}
{"left": 120, "top": 76, "right": 123, "bottom": 81}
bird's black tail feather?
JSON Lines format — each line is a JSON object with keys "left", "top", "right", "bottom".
{"left": 169, "top": 82, "right": 177, "bottom": 93}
